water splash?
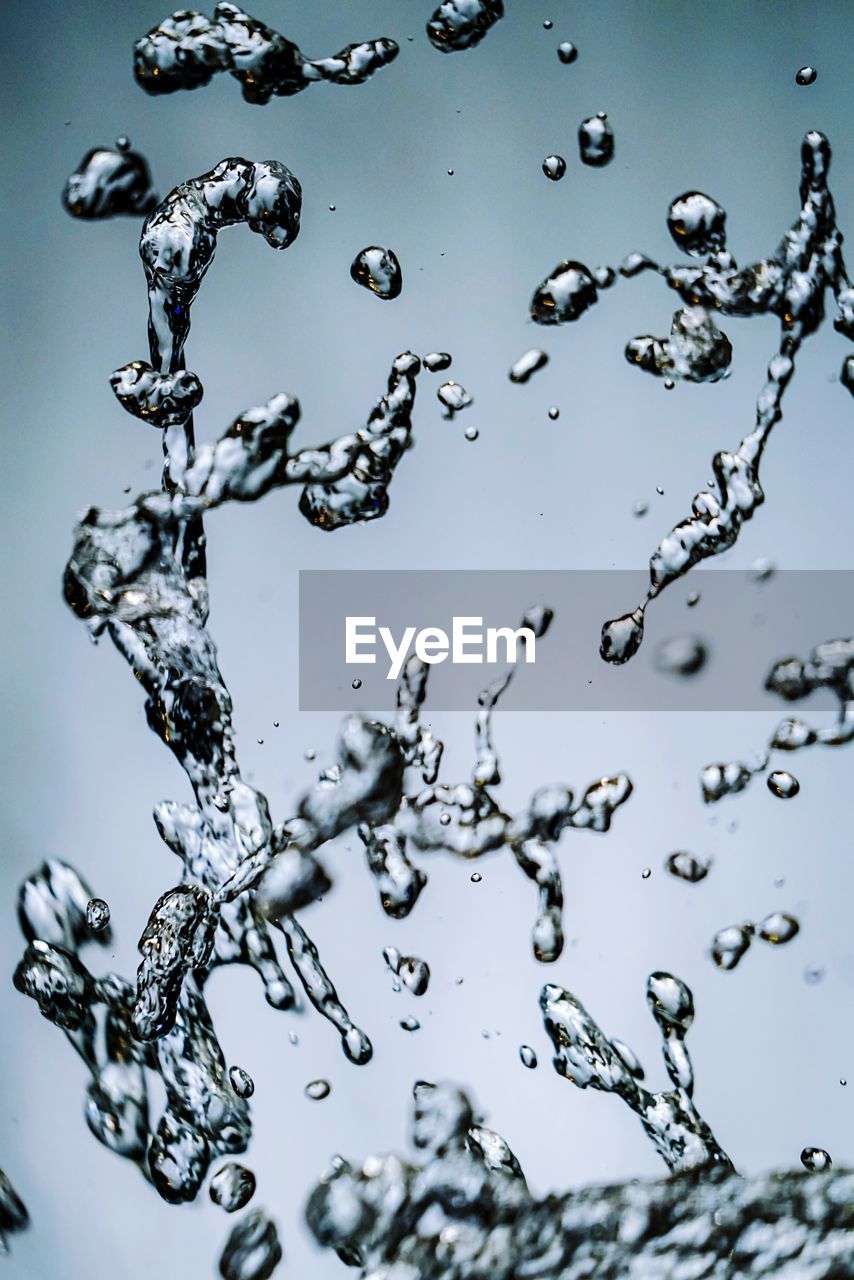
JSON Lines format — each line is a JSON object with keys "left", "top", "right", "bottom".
{"left": 701, "top": 638, "right": 854, "bottom": 803}
{"left": 135, "top": 4, "right": 399, "bottom": 102}
{"left": 541, "top": 972, "right": 732, "bottom": 1172}
{"left": 426, "top": 1, "right": 504, "bottom": 53}
{"left": 531, "top": 133, "right": 852, "bottom": 662}
{"left": 62, "top": 138, "right": 158, "bottom": 218}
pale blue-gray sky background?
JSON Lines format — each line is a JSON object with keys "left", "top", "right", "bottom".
{"left": 2, "top": 2, "right": 853, "bottom": 1277}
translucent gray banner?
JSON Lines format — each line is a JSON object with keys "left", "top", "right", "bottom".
{"left": 298, "top": 570, "right": 854, "bottom": 711}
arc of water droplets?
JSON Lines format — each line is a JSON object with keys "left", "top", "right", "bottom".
{"left": 701, "top": 637, "right": 854, "bottom": 803}
{"left": 304, "top": 1078, "right": 854, "bottom": 1278}
{"left": 541, "top": 971, "right": 733, "bottom": 1173}
{"left": 134, "top": 3, "right": 399, "bottom": 102}
{"left": 532, "top": 132, "right": 852, "bottom": 663}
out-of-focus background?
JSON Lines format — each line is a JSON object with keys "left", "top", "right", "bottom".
{"left": 2, "top": 2, "right": 853, "bottom": 1275}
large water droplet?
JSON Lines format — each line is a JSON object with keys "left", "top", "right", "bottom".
{"left": 801, "top": 1146, "right": 831, "bottom": 1171}
{"left": 86, "top": 898, "right": 111, "bottom": 931}
{"left": 305, "top": 1079, "right": 331, "bottom": 1100}
{"left": 229, "top": 1066, "right": 255, "bottom": 1099}
{"left": 795, "top": 66, "right": 817, "bottom": 85}
{"left": 210, "top": 1162, "right": 257, "bottom": 1213}
{"left": 542, "top": 154, "right": 566, "bottom": 181}
{"left": 767, "top": 770, "right": 800, "bottom": 799}
{"left": 578, "top": 113, "right": 614, "bottom": 167}
{"left": 350, "top": 246, "right": 402, "bottom": 299}
{"left": 557, "top": 41, "right": 577, "bottom": 63}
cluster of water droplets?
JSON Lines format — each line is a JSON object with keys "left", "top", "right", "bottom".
{"left": 134, "top": 4, "right": 399, "bottom": 102}
{"left": 711, "top": 911, "right": 800, "bottom": 971}
{"left": 700, "top": 638, "right": 854, "bottom": 803}
{"left": 528, "top": 132, "right": 852, "bottom": 664}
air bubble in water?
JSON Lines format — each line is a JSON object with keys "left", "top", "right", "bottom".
{"left": 542, "top": 154, "right": 566, "bottom": 181}
{"left": 350, "top": 246, "right": 402, "bottom": 299}
{"left": 578, "top": 113, "right": 614, "bottom": 167}
{"left": 801, "top": 1147, "right": 831, "bottom": 1171}
{"left": 437, "top": 381, "right": 473, "bottom": 416}
{"left": 653, "top": 636, "right": 708, "bottom": 677}
{"left": 557, "top": 41, "right": 577, "bottom": 63}
{"left": 519, "top": 1044, "right": 538, "bottom": 1068}
{"left": 86, "top": 898, "right": 111, "bottom": 931}
{"left": 767, "top": 770, "right": 800, "bottom": 799}
{"left": 796, "top": 66, "right": 817, "bottom": 85}
{"left": 305, "top": 1080, "right": 331, "bottom": 1101}
{"left": 229, "top": 1066, "right": 255, "bottom": 1099}
{"left": 665, "top": 851, "right": 710, "bottom": 883}
{"left": 509, "top": 349, "right": 549, "bottom": 383}
{"left": 210, "top": 1163, "right": 257, "bottom": 1213}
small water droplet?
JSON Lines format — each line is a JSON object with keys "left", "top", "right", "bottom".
{"left": 305, "top": 1079, "right": 331, "bottom": 1100}
{"left": 439, "top": 811, "right": 452, "bottom": 825}
{"left": 543, "top": 19, "right": 553, "bottom": 30}
{"left": 557, "top": 41, "right": 577, "bottom": 63}
{"left": 328, "top": 203, "right": 336, "bottom": 211}
{"left": 641, "top": 867, "right": 651, "bottom": 879}
{"left": 289, "top": 1031, "right": 299, "bottom": 1045}
{"left": 767, "top": 770, "right": 800, "bottom": 799}
{"left": 579, "top": 113, "right": 614, "bottom": 166}
{"left": 542, "top": 154, "right": 566, "bottom": 181}
{"left": 464, "top": 426, "right": 479, "bottom": 441}
{"left": 352, "top": 678, "right": 362, "bottom": 690}
{"left": 471, "top": 872, "right": 482, "bottom": 883}
{"left": 519, "top": 1044, "right": 538, "bottom": 1068}
{"left": 804, "top": 965, "right": 825, "bottom": 985}
{"left": 758, "top": 911, "right": 800, "bottom": 945}
{"left": 633, "top": 501, "right": 649, "bottom": 517}
{"left": 795, "top": 66, "right": 817, "bottom": 85}
{"left": 115, "top": 135, "right": 130, "bottom": 152}
{"left": 686, "top": 590, "right": 701, "bottom": 607}
{"left": 304, "top": 748, "right": 316, "bottom": 761}
{"left": 447, "top": 168, "right": 455, "bottom": 176}
{"left": 750, "top": 557, "right": 776, "bottom": 583}
{"left": 400, "top": 1015, "right": 420, "bottom": 1031}
{"left": 437, "top": 381, "right": 473, "bottom": 415}
{"left": 229, "top": 1065, "right": 255, "bottom": 1099}
{"left": 548, "top": 406, "right": 560, "bottom": 420}
{"left": 665, "top": 851, "right": 710, "bottom": 883}
{"left": 424, "top": 351, "right": 452, "bottom": 372}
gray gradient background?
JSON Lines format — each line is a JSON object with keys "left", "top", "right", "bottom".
{"left": 2, "top": 2, "right": 853, "bottom": 1277}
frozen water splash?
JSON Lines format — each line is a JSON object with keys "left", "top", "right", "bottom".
{"left": 134, "top": 4, "right": 399, "bottom": 103}
{"left": 305, "top": 1079, "right": 854, "bottom": 1278}
{"left": 426, "top": 1, "right": 504, "bottom": 53}
{"left": 700, "top": 638, "right": 854, "bottom": 803}
{"left": 532, "top": 133, "right": 852, "bottom": 662}
{"left": 62, "top": 138, "right": 158, "bottom": 219}
{"left": 541, "top": 972, "right": 733, "bottom": 1173}
{"left": 0, "top": 1168, "right": 29, "bottom": 1254}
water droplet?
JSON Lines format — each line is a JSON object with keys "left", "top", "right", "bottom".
{"left": 666, "top": 192, "right": 727, "bottom": 257}
{"left": 653, "top": 636, "right": 708, "bottom": 677}
{"left": 750, "top": 557, "right": 776, "bottom": 583}
{"left": 686, "top": 590, "right": 701, "bottom": 607}
{"left": 471, "top": 872, "right": 482, "bottom": 883}
{"left": 351, "top": 678, "right": 362, "bottom": 690}
{"left": 289, "top": 1031, "right": 299, "bottom": 1045}
{"left": 801, "top": 1146, "right": 831, "bottom": 1171}
{"left": 711, "top": 923, "right": 754, "bottom": 971}
{"left": 531, "top": 260, "right": 598, "bottom": 324}
{"left": 633, "top": 501, "right": 649, "bottom": 517}
{"left": 350, "top": 246, "right": 402, "bottom": 299}
{"left": 578, "top": 113, "right": 614, "bottom": 167}
{"left": 229, "top": 1065, "right": 255, "bottom": 1099}
{"left": 641, "top": 867, "right": 651, "bottom": 879}
{"left": 519, "top": 1044, "right": 538, "bottom": 1068}
{"left": 767, "top": 770, "right": 800, "bottom": 799}
{"left": 86, "top": 898, "right": 111, "bottom": 931}
{"left": 543, "top": 20, "right": 553, "bottom": 30}
{"left": 437, "top": 381, "right": 473, "bottom": 415}
{"left": 665, "top": 851, "right": 710, "bottom": 883}
{"left": 305, "top": 1079, "right": 331, "bottom": 1100}
{"left": 328, "top": 203, "right": 336, "bottom": 211}
{"left": 424, "top": 351, "right": 452, "bottom": 372}
{"left": 758, "top": 911, "right": 800, "bottom": 945}
{"left": 464, "top": 426, "right": 480, "bottom": 441}
{"left": 542, "top": 154, "right": 566, "bottom": 181}
{"left": 796, "top": 66, "right": 817, "bottom": 85}
{"left": 841, "top": 1079, "right": 848, "bottom": 1087}
{"left": 548, "top": 406, "right": 560, "bottom": 420}
{"left": 447, "top": 168, "right": 455, "bottom": 176}
{"left": 400, "top": 1015, "right": 420, "bottom": 1031}
{"left": 209, "top": 1162, "right": 256, "bottom": 1212}
{"left": 509, "top": 349, "right": 549, "bottom": 383}
{"left": 804, "top": 965, "right": 825, "bottom": 985}
{"left": 304, "top": 748, "right": 316, "bottom": 761}
{"left": 557, "top": 41, "right": 577, "bottom": 63}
